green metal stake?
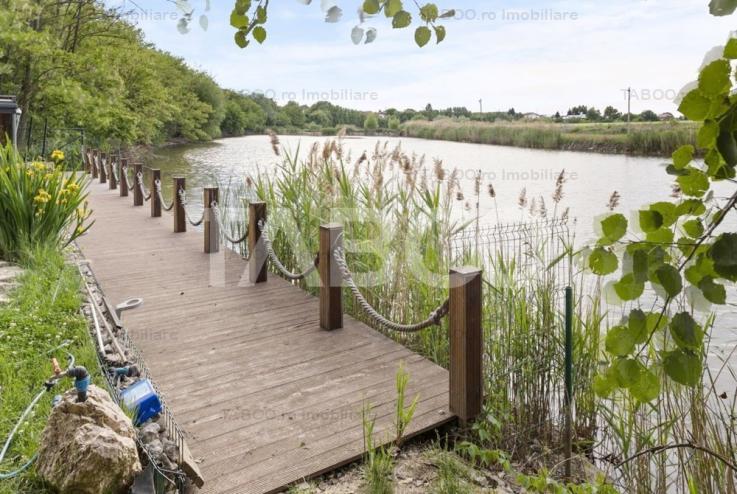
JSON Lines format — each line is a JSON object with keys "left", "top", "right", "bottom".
{"left": 564, "top": 286, "right": 573, "bottom": 479}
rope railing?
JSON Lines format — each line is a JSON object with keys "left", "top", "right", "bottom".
{"left": 123, "top": 166, "right": 135, "bottom": 191}
{"left": 111, "top": 162, "right": 120, "bottom": 183}
{"left": 258, "top": 219, "right": 318, "bottom": 282}
{"left": 137, "top": 172, "right": 152, "bottom": 201}
{"left": 178, "top": 188, "right": 205, "bottom": 227}
{"left": 333, "top": 246, "right": 449, "bottom": 333}
{"left": 155, "top": 180, "right": 174, "bottom": 212}
{"left": 211, "top": 203, "right": 248, "bottom": 245}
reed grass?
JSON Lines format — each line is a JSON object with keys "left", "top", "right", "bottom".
{"left": 401, "top": 119, "right": 698, "bottom": 157}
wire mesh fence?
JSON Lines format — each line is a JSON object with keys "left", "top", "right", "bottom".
{"left": 23, "top": 121, "right": 85, "bottom": 168}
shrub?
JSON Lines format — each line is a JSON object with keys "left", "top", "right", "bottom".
{"left": 0, "top": 143, "right": 93, "bottom": 260}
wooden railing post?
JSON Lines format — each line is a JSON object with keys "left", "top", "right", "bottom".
{"left": 173, "top": 177, "right": 186, "bottom": 233}
{"left": 319, "top": 223, "right": 343, "bottom": 330}
{"left": 99, "top": 152, "right": 107, "bottom": 184}
{"left": 108, "top": 155, "right": 117, "bottom": 190}
{"left": 204, "top": 187, "right": 219, "bottom": 254}
{"left": 248, "top": 202, "right": 267, "bottom": 284}
{"left": 449, "top": 266, "right": 483, "bottom": 424}
{"left": 119, "top": 159, "right": 129, "bottom": 197}
{"left": 91, "top": 150, "right": 99, "bottom": 179}
{"left": 132, "top": 163, "right": 143, "bottom": 206}
{"left": 83, "top": 150, "right": 90, "bottom": 174}
{"left": 151, "top": 169, "right": 161, "bottom": 218}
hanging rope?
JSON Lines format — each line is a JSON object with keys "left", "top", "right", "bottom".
{"left": 137, "top": 172, "right": 151, "bottom": 201}
{"left": 211, "top": 203, "right": 248, "bottom": 244}
{"left": 333, "top": 246, "right": 449, "bottom": 333}
{"left": 258, "top": 220, "right": 318, "bottom": 281}
{"left": 123, "top": 166, "right": 135, "bottom": 191}
{"left": 154, "top": 180, "right": 174, "bottom": 211}
{"left": 178, "top": 188, "right": 204, "bottom": 227}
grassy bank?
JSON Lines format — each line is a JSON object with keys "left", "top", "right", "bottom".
{"left": 402, "top": 119, "right": 699, "bottom": 157}
{"left": 0, "top": 248, "right": 100, "bottom": 494}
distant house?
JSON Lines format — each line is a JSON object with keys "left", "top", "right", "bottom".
{"left": 658, "top": 112, "right": 675, "bottom": 121}
{"left": 0, "top": 95, "right": 21, "bottom": 147}
{"left": 522, "top": 112, "right": 543, "bottom": 120}
{"left": 562, "top": 113, "right": 587, "bottom": 121}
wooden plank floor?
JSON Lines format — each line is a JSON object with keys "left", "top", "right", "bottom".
{"left": 77, "top": 181, "right": 453, "bottom": 494}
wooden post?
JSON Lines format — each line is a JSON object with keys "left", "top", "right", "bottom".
{"left": 449, "top": 266, "right": 483, "bottom": 424}
{"left": 248, "top": 202, "right": 267, "bottom": 283}
{"left": 91, "top": 150, "right": 99, "bottom": 179}
{"left": 173, "top": 177, "right": 186, "bottom": 233}
{"left": 319, "top": 223, "right": 343, "bottom": 331}
{"left": 83, "top": 150, "right": 90, "bottom": 174}
{"left": 119, "top": 159, "right": 128, "bottom": 197}
{"left": 151, "top": 169, "right": 162, "bottom": 218}
{"left": 204, "top": 187, "right": 219, "bottom": 254}
{"left": 108, "top": 156, "right": 117, "bottom": 190}
{"left": 99, "top": 153, "right": 107, "bottom": 184}
{"left": 132, "top": 163, "right": 143, "bottom": 206}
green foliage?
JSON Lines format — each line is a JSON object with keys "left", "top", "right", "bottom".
{"left": 394, "top": 362, "right": 419, "bottom": 446}
{"left": 0, "top": 144, "right": 92, "bottom": 261}
{"left": 592, "top": 27, "right": 737, "bottom": 403}
{"left": 364, "top": 113, "right": 379, "bottom": 130}
{"left": 0, "top": 248, "right": 101, "bottom": 493}
{"left": 362, "top": 403, "right": 395, "bottom": 494}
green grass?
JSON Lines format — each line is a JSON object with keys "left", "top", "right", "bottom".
{"left": 401, "top": 119, "right": 698, "bottom": 157}
{"left": 0, "top": 247, "right": 100, "bottom": 493}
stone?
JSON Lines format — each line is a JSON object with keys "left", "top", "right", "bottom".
{"left": 37, "top": 385, "right": 141, "bottom": 494}
{"left": 139, "top": 422, "right": 161, "bottom": 444}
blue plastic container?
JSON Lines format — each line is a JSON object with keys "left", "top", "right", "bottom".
{"left": 120, "top": 379, "right": 162, "bottom": 425}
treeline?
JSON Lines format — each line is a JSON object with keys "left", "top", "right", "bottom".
{"left": 0, "top": 0, "right": 367, "bottom": 147}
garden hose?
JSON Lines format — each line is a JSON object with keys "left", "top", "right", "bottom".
{"left": 0, "top": 351, "right": 87, "bottom": 479}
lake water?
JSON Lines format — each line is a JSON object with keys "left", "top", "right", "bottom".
{"left": 148, "top": 135, "right": 737, "bottom": 384}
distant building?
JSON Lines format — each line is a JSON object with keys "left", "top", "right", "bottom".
{"left": 658, "top": 112, "right": 675, "bottom": 121}
{"left": 522, "top": 112, "right": 543, "bottom": 120}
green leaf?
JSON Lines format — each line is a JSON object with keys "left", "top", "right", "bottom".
{"left": 392, "top": 10, "right": 412, "bottom": 28}
{"left": 654, "top": 265, "right": 682, "bottom": 297}
{"left": 414, "top": 26, "right": 432, "bottom": 47}
{"left": 710, "top": 233, "right": 737, "bottom": 281}
{"left": 646, "top": 312, "right": 668, "bottom": 334}
{"left": 605, "top": 325, "right": 638, "bottom": 357}
{"left": 698, "top": 276, "right": 727, "bottom": 304}
{"left": 589, "top": 247, "right": 618, "bottom": 276}
{"left": 672, "top": 145, "right": 694, "bottom": 170}
{"left": 649, "top": 202, "right": 677, "bottom": 227}
{"left": 363, "top": 0, "right": 381, "bottom": 15}
{"left": 725, "top": 38, "right": 737, "bottom": 58}
{"left": 663, "top": 350, "right": 701, "bottom": 386}
{"left": 685, "top": 255, "right": 715, "bottom": 285}
{"left": 252, "top": 26, "right": 266, "bottom": 44}
{"left": 235, "top": 0, "right": 251, "bottom": 15}
{"left": 675, "top": 199, "right": 706, "bottom": 217}
{"left": 230, "top": 11, "right": 249, "bottom": 28}
{"left": 630, "top": 368, "right": 661, "bottom": 402}
{"left": 639, "top": 210, "right": 663, "bottom": 233}
{"left": 698, "top": 60, "right": 732, "bottom": 96}
{"left": 670, "top": 312, "right": 703, "bottom": 350}
{"left": 629, "top": 309, "right": 649, "bottom": 344}
{"left": 678, "top": 90, "right": 711, "bottom": 121}
{"left": 614, "top": 273, "right": 644, "bottom": 301}
{"left": 419, "top": 3, "right": 439, "bottom": 22}
{"left": 234, "top": 30, "right": 249, "bottom": 48}
{"left": 433, "top": 25, "right": 446, "bottom": 43}
{"left": 710, "top": 0, "right": 737, "bottom": 16}
{"left": 646, "top": 227, "right": 675, "bottom": 245}
{"left": 593, "top": 373, "right": 617, "bottom": 398}
{"left": 599, "top": 213, "right": 627, "bottom": 245}
{"left": 256, "top": 5, "right": 267, "bottom": 23}
{"left": 384, "top": 0, "right": 403, "bottom": 17}
{"left": 630, "top": 248, "right": 649, "bottom": 283}
{"left": 716, "top": 127, "right": 737, "bottom": 169}
{"left": 682, "top": 219, "right": 704, "bottom": 238}
{"left": 698, "top": 120, "right": 719, "bottom": 148}
{"left": 613, "top": 358, "right": 643, "bottom": 387}
{"left": 677, "top": 168, "right": 709, "bottom": 197}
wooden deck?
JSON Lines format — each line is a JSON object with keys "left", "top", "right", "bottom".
{"left": 77, "top": 181, "right": 453, "bottom": 494}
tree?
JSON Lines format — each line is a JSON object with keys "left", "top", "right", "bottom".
{"left": 283, "top": 101, "right": 306, "bottom": 127}
{"left": 387, "top": 116, "right": 401, "bottom": 130}
{"left": 586, "top": 107, "right": 602, "bottom": 121}
{"left": 639, "top": 109, "right": 659, "bottom": 122}
{"left": 364, "top": 113, "right": 379, "bottom": 130}
{"left": 603, "top": 106, "right": 622, "bottom": 121}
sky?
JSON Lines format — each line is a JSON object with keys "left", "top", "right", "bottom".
{"left": 109, "top": 0, "right": 736, "bottom": 115}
